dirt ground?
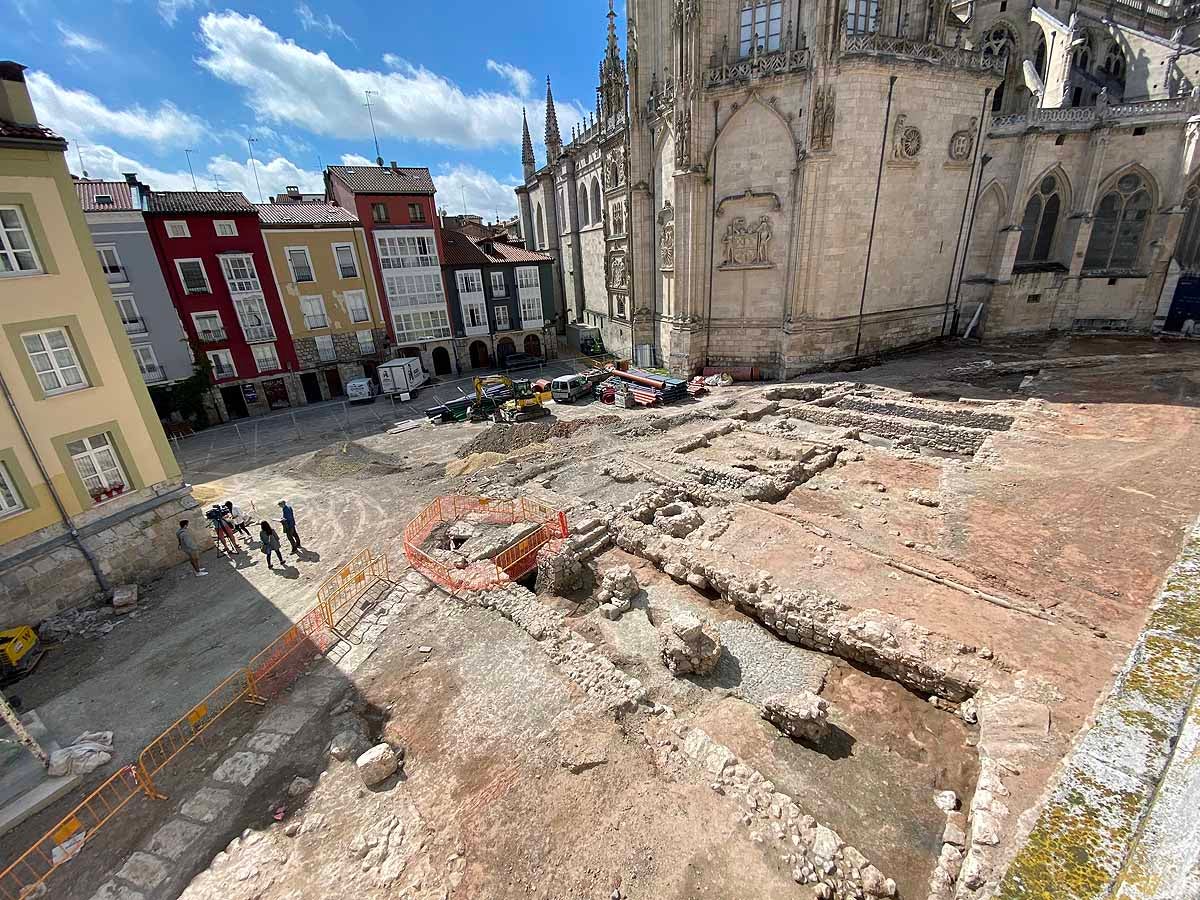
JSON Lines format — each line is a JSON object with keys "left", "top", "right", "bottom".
{"left": 7, "top": 336, "right": 1200, "bottom": 900}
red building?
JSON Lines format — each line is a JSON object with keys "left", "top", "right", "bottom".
{"left": 325, "top": 164, "right": 457, "bottom": 375}
{"left": 144, "top": 191, "right": 301, "bottom": 419}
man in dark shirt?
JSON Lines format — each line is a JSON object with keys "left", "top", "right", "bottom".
{"left": 278, "top": 500, "right": 303, "bottom": 555}
{"left": 206, "top": 504, "right": 239, "bottom": 554}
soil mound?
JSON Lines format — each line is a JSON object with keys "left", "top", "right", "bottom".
{"left": 455, "top": 416, "right": 620, "bottom": 459}
{"left": 296, "top": 441, "right": 406, "bottom": 479}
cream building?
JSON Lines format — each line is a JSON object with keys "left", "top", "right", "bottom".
{"left": 0, "top": 61, "right": 202, "bottom": 625}
{"left": 519, "top": 0, "right": 1200, "bottom": 376}
{"left": 256, "top": 202, "right": 389, "bottom": 401}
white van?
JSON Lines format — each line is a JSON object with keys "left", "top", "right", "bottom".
{"left": 345, "top": 378, "right": 378, "bottom": 404}
{"left": 378, "top": 357, "right": 429, "bottom": 398}
{"left": 551, "top": 374, "right": 591, "bottom": 403}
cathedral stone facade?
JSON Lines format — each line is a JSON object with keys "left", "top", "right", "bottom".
{"left": 517, "top": 0, "right": 1200, "bottom": 377}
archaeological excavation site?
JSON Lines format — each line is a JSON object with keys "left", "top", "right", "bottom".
{"left": 13, "top": 343, "right": 1200, "bottom": 900}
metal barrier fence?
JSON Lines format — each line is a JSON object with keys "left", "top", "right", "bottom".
{"left": 0, "top": 548, "right": 393, "bottom": 899}
{"left": 403, "top": 495, "right": 567, "bottom": 592}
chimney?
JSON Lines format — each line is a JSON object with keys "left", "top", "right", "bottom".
{"left": 286, "top": 185, "right": 300, "bottom": 197}
{"left": 390, "top": 160, "right": 398, "bottom": 170}
{"left": 0, "top": 62, "right": 37, "bottom": 126}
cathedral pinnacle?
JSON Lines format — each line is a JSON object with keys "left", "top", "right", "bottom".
{"left": 521, "top": 106, "right": 535, "bottom": 178}
{"left": 544, "top": 77, "right": 563, "bottom": 162}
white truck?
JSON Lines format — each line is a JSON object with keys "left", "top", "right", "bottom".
{"left": 378, "top": 357, "right": 429, "bottom": 400}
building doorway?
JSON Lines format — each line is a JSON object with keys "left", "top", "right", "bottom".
{"left": 1166, "top": 275, "right": 1200, "bottom": 332}
{"left": 496, "top": 337, "right": 516, "bottom": 364}
{"left": 468, "top": 340, "right": 490, "bottom": 369}
{"left": 324, "top": 368, "right": 344, "bottom": 398}
{"left": 220, "top": 385, "right": 249, "bottom": 419}
{"left": 432, "top": 346, "right": 452, "bottom": 375}
{"left": 300, "top": 372, "right": 323, "bottom": 404}
{"left": 523, "top": 334, "right": 542, "bottom": 358}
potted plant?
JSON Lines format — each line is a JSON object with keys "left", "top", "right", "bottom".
{"left": 90, "top": 489, "right": 105, "bottom": 505}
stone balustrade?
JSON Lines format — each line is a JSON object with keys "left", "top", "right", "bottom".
{"left": 989, "top": 94, "right": 1200, "bottom": 136}
{"left": 839, "top": 32, "right": 1000, "bottom": 72}
{"left": 702, "top": 47, "right": 811, "bottom": 89}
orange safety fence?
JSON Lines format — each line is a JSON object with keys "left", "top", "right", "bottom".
{"left": 0, "top": 548, "right": 393, "bottom": 899}
{"left": 403, "top": 495, "right": 567, "bottom": 592}
{"left": 0, "top": 765, "right": 148, "bottom": 900}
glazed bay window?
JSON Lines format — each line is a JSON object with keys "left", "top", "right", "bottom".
{"left": 0, "top": 207, "right": 41, "bottom": 276}
{"left": 314, "top": 334, "right": 336, "bottom": 362}
{"left": 176, "top": 259, "right": 210, "bottom": 294}
{"left": 356, "top": 329, "right": 375, "bottom": 354}
{"left": 345, "top": 290, "right": 370, "bottom": 323}
{"left": 0, "top": 463, "right": 24, "bottom": 517}
{"left": 384, "top": 271, "right": 446, "bottom": 311}
{"left": 376, "top": 233, "right": 439, "bottom": 270}
{"left": 300, "top": 295, "right": 329, "bottom": 329}
{"left": 22, "top": 328, "right": 86, "bottom": 395}
{"left": 516, "top": 266, "right": 543, "bottom": 327}
{"left": 334, "top": 243, "right": 358, "bottom": 278}
{"left": 252, "top": 342, "right": 281, "bottom": 372}
{"left": 286, "top": 247, "right": 315, "bottom": 283}
{"left": 220, "top": 254, "right": 261, "bottom": 294}
{"left": 490, "top": 271, "right": 507, "bottom": 296}
{"left": 393, "top": 309, "right": 451, "bottom": 341}
{"left": 68, "top": 433, "right": 127, "bottom": 504}
{"left": 494, "top": 305, "right": 510, "bottom": 330}
{"left": 463, "top": 300, "right": 487, "bottom": 332}
{"left": 233, "top": 296, "right": 275, "bottom": 343}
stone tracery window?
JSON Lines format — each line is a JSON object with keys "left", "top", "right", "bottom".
{"left": 1177, "top": 181, "right": 1200, "bottom": 273}
{"left": 741, "top": 0, "right": 784, "bottom": 55}
{"left": 982, "top": 25, "right": 1016, "bottom": 113}
{"left": 1103, "top": 41, "right": 1127, "bottom": 84}
{"left": 1083, "top": 172, "right": 1152, "bottom": 271}
{"left": 1016, "top": 175, "right": 1063, "bottom": 265}
{"left": 536, "top": 202, "right": 546, "bottom": 249}
{"left": 591, "top": 176, "right": 602, "bottom": 224}
{"left": 579, "top": 183, "right": 590, "bottom": 226}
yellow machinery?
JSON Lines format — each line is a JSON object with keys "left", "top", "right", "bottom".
{"left": 470, "top": 375, "right": 549, "bottom": 423}
{"left": 0, "top": 626, "right": 44, "bottom": 683}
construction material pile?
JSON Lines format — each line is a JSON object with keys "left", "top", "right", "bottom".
{"left": 594, "top": 366, "right": 693, "bottom": 408}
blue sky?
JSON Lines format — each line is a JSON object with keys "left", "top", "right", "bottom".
{"left": 2, "top": 0, "right": 624, "bottom": 218}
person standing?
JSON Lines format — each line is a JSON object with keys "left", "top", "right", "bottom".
{"left": 206, "top": 504, "right": 239, "bottom": 554}
{"left": 224, "top": 501, "right": 253, "bottom": 538}
{"left": 176, "top": 520, "right": 208, "bottom": 576}
{"left": 259, "top": 521, "right": 284, "bottom": 569}
{"left": 278, "top": 499, "right": 302, "bottom": 555}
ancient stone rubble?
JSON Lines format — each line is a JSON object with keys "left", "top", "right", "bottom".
{"left": 762, "top": 691, "right": 832, "bottom": 744}
{"left": 596, "top": 563, "right": 640, "bottom": 620}
{"left": 660, "top": 611, "right": 722, "bottom": 676}
{"left": 356, "top": 743, "right": 399, "bottom": 786}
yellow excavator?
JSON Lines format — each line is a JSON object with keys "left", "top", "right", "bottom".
{"left": 470, "top": 375, "right": 549, "bottom": 423}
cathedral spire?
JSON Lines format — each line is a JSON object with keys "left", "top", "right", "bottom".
{"left": 521, "top": 107, "right": 535, "bottom": 180}
{"left": 544, "top": 76, "right": 563, "bottom": 163}
{"left": 606, "top": 0, "right": 619, "bottom": 60}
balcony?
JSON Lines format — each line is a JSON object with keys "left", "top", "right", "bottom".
{"left": 103, "top": 266, "right": 128, "bottom": 285}
{"left": 211, "top": 364, "right": 236, "bottom": 381}
{"left": 704, "top": 47, "right": 811, "bottom": 89}
{"left": 840, "top": 32, "right": 998, "bottom": 73}
{"left": 241, "top": 324, "right": 277, "bottom": 343}
{"left": 989, "top": 94, "right": 1200, "bottom": 137}
{"left": 122, "top": 317, "right": 148, "bottom": 336}
{"left": 140, "top": 365, "right": 167, "bottom": 384}
{"left": 304, "top": 315, "right": 329, "bottom": 330}
{"left": 197, "top": 328, "right": 227, "bottom": 344}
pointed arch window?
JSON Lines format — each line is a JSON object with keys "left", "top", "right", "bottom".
{"left": 1177, "top": 181, "right": 1200, "bottom": 273}
{"left": 1035, "top": 35, "right": 1048, "bottom": 81}
{"left": 536, "top": 203, "right": 546, "bottom": 249}
{"left": 741, "top": 1, "right": 784, "bottom": 55}
{"left": 590, "top": 176, "right": 602, "bottom": 224}
{"left": 579, "top": 183, "right": 590, "bottom": 226}
{"left": 1103, "top": 41, "right": 1127, "bottom": 85}
{"left": 1016, "top": 175, "right": 1063, "bottom": 265}
{"left": 1084, "top": 172, "right": 1152, "bottom": 271}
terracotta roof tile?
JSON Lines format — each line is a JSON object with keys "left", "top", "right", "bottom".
{"left": 0, "top": 118, "right": 65, "bottom": 147}
{"left": 75, "top": 181, "right": 137, "bottom": 212}
{"left": 254, "top": 203, "right": 360, "bottom": 226}
{"left": 326, "top": 165, "right": 436, "bottom": 195}
{"left": 146, "top": 191, "right": 256, "bottom": 215}
{"left": 441, "top": 229, "right": 552, "bottom": 267}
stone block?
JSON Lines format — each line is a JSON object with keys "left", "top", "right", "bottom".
{"left": 115, "top": 852, "right": 168, "bottom": 890}
{"left": 180, "top": 787, "right": 235, "bottom": 823}
{"left": 88, "top": 881, "right": 145, "bottom": 900}
{"left": 212, "top": 751, "right": 271, "bottom": 787}
{"left": 256, "top": 704, "right": 312, "bottom": 736}
{"left": 147, "top": 818, "right": 207, "bottom": 860}
{"left": 356, "top": 743, "right": 398, "bottom": 786}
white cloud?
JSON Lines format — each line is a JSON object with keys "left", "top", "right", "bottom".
{"left": 73, "top": 141, "right": 323, "bottom": 199}
{"left": 157, "top": 0, "right": 201, "bottom": 25}
{"left": 433, "top": 165, "right": 518, "bottom": 219}
{"left": 295, "top": 3, "right": 355, "bottom": 44}
{"left": 486, "top": 60, "right": 534, "bottom": 98}
{"left": 197, "top": 11, "right": 583, "bottom": 151}
{"left": 57, "top": 23, "right": 104, "bottom": 53}
{"left": 27, "top": 71, "right": 204, "bottom": 146}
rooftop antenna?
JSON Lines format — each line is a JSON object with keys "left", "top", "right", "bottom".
{"left": 364, "top": 90, "right": 384, "bottom": 166}
{"left": 184, "top": 149, "right": 199, "bottom": 191}
{"left": 460, "top": 185, "right": 467, "bottom": 215}
{"left": 247, "top": 137, "right": 263, "bottom": 202}
{"left": 75, "top": 142, "right": 88, "bottom": 179}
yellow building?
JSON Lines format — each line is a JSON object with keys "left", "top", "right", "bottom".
{"left": 255, "top": 203, "right": 388, "bottom": 400}
{"left": 0, "top": 61, "right": 201, "bottom": 624}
